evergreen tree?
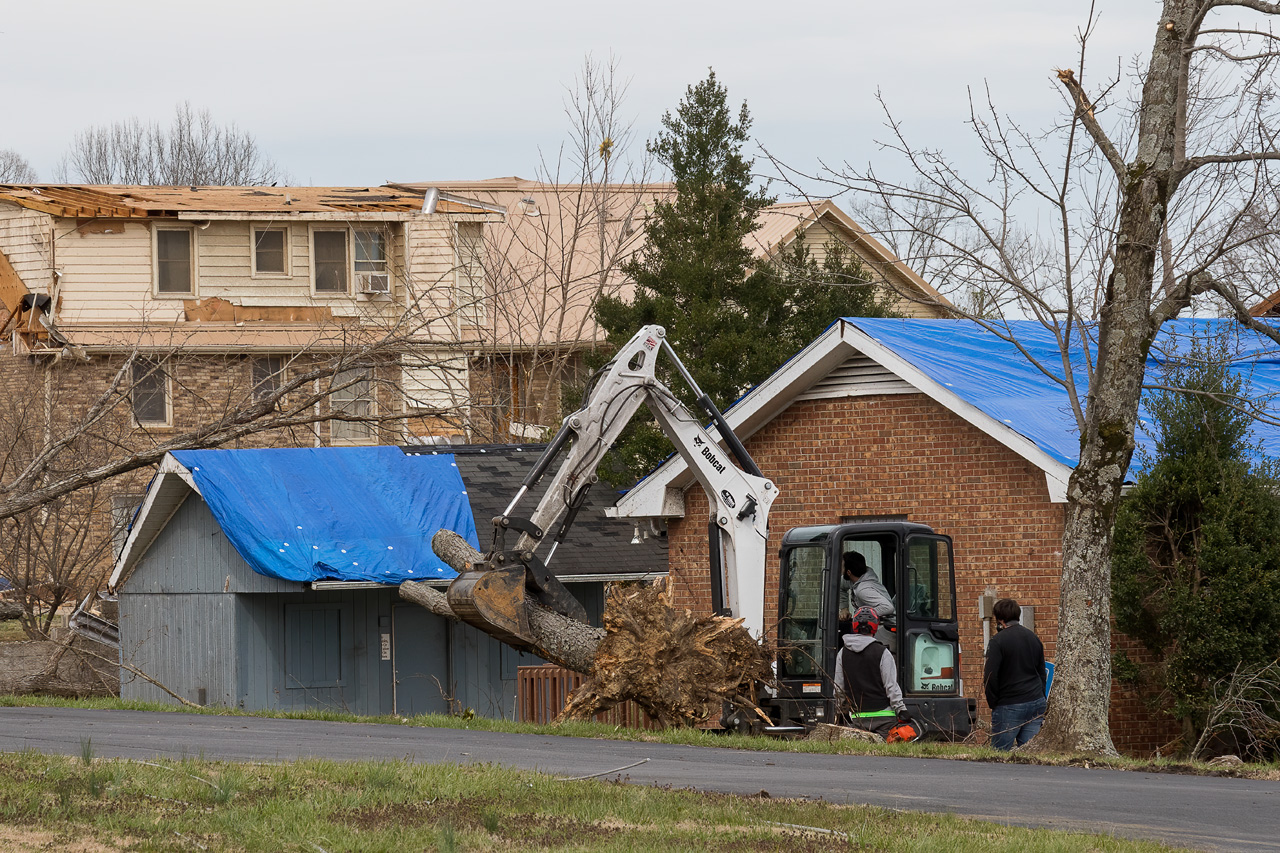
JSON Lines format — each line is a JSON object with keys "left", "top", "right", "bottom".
{"left": 593, "top": 70, "right": 899, "bottom": 482}
{"left": 1112, "top": 333, "right": 1280, "bottom": 746}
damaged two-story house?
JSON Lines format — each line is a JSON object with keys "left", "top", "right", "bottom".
{"left": 0, "top": 183, "right": 502, "bottom": 607}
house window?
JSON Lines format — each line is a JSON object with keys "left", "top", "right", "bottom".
{"left": 330, "top": 368, "right": 375, "bottom": 443}
{"left": 111, "top": 493, "right": 146, "bottom": 560}
{"left": 354, "top": 229, "right": 388, "bottom": 293}
{"left": 251, "top": 356, "right": 284, "bottom": 402}
{"left": 454, "top": 222, "right": 486, "bottom": 326}
{"left": 253, "top": 227, "right": 288, "bottom": 276}
{"left": 313, "top": 229, "right": 349, "bottom": 293}
{"left": 131, "top": 358, "right": 169, "bottom": 426}
{"left": 155, "top": 228, "right": 194, "bottom": 294}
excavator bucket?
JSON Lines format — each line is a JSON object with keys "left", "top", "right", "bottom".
{"left": 447, "top": 564, "right": 536, "bottom": 649}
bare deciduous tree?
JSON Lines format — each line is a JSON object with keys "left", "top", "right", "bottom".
{"left": 774, "top": 1, "right": 1280, "bottom": 754}
{"left": 464, "top": 55, "right": 653, "bottom": 437}
{"left": 0, "top": 150, "right": 37, "bottom": 183}
{"left": 54, "top": 102, "right": 284, "bottom": 186}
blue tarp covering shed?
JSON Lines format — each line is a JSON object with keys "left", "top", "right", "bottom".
{"left": 171, "top": 446, "right": 479, "bottom": 584}
{"left": 844, "top": 317, "right": 1280, "bottom": 476}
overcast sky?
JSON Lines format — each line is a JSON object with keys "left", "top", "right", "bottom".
{"left": 3, "top": 1, "right": 1165, "bottom": 194}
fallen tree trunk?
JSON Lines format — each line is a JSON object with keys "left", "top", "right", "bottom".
{"left": 398, "top": 529, "right": 772, "bottom": 727}
{"left": 398, "top": 541, "right": 603, "bottom": 675}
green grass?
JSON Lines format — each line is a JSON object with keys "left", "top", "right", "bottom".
{"left": 1, "top": 693, "right": 1274, "bottom": 779}
{"left": 0, "top": 620, "right": 28, "bottom": 643}
{"left": 0, "top": 751, "right": 1190, "bottom": 852}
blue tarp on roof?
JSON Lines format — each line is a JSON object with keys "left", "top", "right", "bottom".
{"left": 170, "top": 446, "right": 479, "bottom": 584}
{"left": 842, "top": 317, "right": 1280, "bottom": 476}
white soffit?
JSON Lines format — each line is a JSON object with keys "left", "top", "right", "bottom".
{"left": 107, "top": 454, "right": 200, "bottom": 590}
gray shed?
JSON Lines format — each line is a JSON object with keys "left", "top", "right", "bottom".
{"left": 108, "top": 444, "right": 666, "bottom": 717}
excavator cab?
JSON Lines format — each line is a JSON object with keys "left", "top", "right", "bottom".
{"left": 769, "top": 522, "right": 975, "bottom": 738}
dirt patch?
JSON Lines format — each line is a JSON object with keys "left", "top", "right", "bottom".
{"left": 0, "top": 827, "right": 137, "bottom": 852}
{"left": 0, "top": 638, "right": 118, "bottom": 697}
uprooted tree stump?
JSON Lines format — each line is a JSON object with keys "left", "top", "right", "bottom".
{"left": 557, "top": 578, "right": 772, "bottom": 727}
{"left": 398, "top": 529, "right": 773, "bottom": 728}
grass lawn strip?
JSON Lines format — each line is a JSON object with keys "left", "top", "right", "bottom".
{"left": 0, "top": 752, "right": 1190, "bottom": 852}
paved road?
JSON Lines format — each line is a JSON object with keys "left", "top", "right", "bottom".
{"left": 0, "top": 707, "right": 1276, "bottom": 851}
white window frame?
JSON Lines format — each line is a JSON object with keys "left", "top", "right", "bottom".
{"left": 454, "top": 221, "right": 486, "bottom": 327}
{"left": 329, "top": 367, "right": 376, "bottom": 445}
{"left": 251, "top": 226, "right": 291, "bottom": 278}
{"left": 353, "top": 228, "right": 394, "bottom": 295}
{"left": 152, "top": 225, "right": 197, "bottom": 297}
{"left": 310, "top": 226, "right": 351, "bottom": 296}
{"left": 110, "top": 493, "right": 146, "bottom": 561}
{"left": 131, "top": 357, "right": 172, "bottom": 427}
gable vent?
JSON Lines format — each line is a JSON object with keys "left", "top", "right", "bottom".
{"left": 798, "top": 352, "right": 914, "bottom": 400}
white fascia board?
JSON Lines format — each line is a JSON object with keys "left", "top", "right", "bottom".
{"left": 381, "top": 571, "right": 669, "bottom": 590}
{"left": 107, "top": 454, "right": 200, "bottom": 590}
{"left": 613, "top": 319, "right": 1074, "bottom": 519}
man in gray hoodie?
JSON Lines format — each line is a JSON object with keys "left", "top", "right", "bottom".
{"left": 835, "top": 606, "right": 910, "bottom": 736}
{"left": 841, "top": 552, "right": 897, "bottom": 651}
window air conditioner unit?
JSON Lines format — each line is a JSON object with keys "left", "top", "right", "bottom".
{"left": 358, "top": 272, "right": 391, "bottom": 294}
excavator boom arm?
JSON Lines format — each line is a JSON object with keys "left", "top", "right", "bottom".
{"left": 447, "top": 325, "right": 777, "bottom": 644}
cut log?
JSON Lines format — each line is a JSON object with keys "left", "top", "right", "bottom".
{"left": 0, "top": 600, "right": 21, "bottom": 621}
{"left": 399, "top": 529, "right": 773, "bottom": 728}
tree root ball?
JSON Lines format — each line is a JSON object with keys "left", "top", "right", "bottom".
{"left": 557, "top": 577, "right": 773, "bottom": 728}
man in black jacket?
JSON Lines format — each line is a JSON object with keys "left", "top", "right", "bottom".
{"left": 983, "top": 598, "right": 1047, "bottom": 750}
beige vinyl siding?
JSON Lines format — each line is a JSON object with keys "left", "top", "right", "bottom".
{"left": 783, "top": 216, "right": 946, "bottom": 320}
{"left": 0, "top": 206, "right": 54, "bottom": 290}
{"left": 403, "top": 215, "right": 474, "bottom": 343}
{"left": 56, "top": 220, "right": 180, "bottom": 324}
{"left": 198, "top": 222, "right": 312, "bottom": 303}
{"left": 401, "top": 352, "right": 469, "bottom": 411}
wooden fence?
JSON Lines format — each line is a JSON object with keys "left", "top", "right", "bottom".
{"left": 516, "top": 664, "right": 659, "bottom": 729}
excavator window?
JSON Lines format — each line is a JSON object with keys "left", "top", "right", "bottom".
{"left": 839, "top": 536, "right": 898, "bottom": 612}
{"left": 905, "top": 536, "right": 955, "bottom": 621}
{"left": 777, "top": 545, "right": 826, "bottom": 677}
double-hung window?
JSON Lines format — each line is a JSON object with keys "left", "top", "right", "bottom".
{"left": 313, "top": 229, "right": 349, "bottom": 293}
{"left": 154, "top": 228, "right": 194, "bottom": 295}
{"left": 354, "top": 230, "right": 389, "bottom": 293}
{"left": 251, "top": 356, "right": 285, "bottom": 402}
{"left": 253, "top": 227, "right": 289, "bottom": 276}
{"left": 329, "top": 368, "right": 375, "bottom": 443}
{"left": 131, "top": 358, "right": 170, "bottom": 426}
{"left": 454, "top": 222, "right": 485, "bottom": 326}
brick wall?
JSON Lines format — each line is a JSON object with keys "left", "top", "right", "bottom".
{"left": 663, "top": 393, "right": 1176, "bottom": 755}
{"left": 0, "top": 349, "right": 408, "bottom": 604}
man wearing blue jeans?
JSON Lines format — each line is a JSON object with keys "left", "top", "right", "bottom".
{"left": 983, "top": 598, "right": 1047, "bottom": 750}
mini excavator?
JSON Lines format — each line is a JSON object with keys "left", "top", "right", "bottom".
{"left": 446, "top": 325, "right": 974, "bottom": 737}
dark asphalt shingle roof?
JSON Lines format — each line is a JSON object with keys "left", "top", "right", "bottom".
{"left": 404, "top": 444, "right": 667, "bottom": 577}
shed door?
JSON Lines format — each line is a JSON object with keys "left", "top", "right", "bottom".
{"left": 391, "top": 604, "right": 450, "bottom": 716}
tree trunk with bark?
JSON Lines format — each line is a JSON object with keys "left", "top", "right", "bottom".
{"left": 1033, "top": 0, "right": 1228, "bottom": 754}
{"left": 400, "top": 530, "right": 772, "bottom": 727}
